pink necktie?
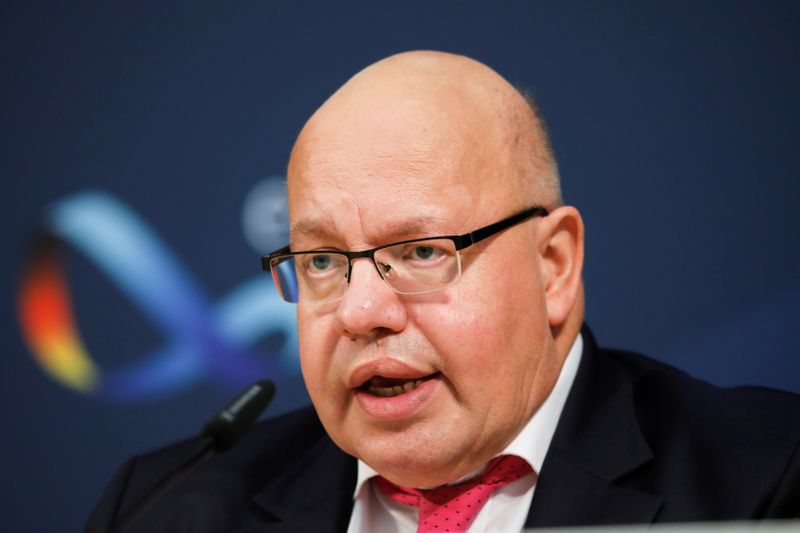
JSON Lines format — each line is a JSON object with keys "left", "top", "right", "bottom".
{"left": 373, "top": 455, "right": 534, "bottom": 532}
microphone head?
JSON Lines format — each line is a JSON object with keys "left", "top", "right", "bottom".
{"left": 201, "top": 379, "right": 276, "bottom": 452}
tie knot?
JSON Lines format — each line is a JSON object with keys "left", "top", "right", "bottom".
{"left": 479, "top": 454, "right": 532, "bottom": 487}
{"left": 373, "top": 455, "right": 533, "bottom": 532}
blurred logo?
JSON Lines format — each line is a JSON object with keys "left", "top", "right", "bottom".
{"left": 241, "top": 177, "right": 290, "bottom": 254}
{"left": 17, "top": 180, "right": 298, "bottom": 401}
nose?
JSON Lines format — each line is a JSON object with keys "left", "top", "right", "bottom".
{"left": 334, "top": 257, "right": 408, "bottom": 340}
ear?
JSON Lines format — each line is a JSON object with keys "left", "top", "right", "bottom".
{"left": 536, "top": 206, "right": 584, "bottom": 327}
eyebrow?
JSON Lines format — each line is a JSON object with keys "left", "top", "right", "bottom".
{"left": 290, "top": 214, "right": 452, "bottom": 249}
{"left": 289, "top": 218, "right": 337, "bottom": 243}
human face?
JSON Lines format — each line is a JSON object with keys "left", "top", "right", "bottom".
{"left": 288, "top": 101, "right": 559, "bottom": 488}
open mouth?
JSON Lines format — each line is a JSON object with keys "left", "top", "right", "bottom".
{"left": 361, "top": 373, "right": 440, "bottom": 398}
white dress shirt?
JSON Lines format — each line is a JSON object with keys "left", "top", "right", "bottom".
{"left": 346, "top": 333, "right": 583, "bottom": 532}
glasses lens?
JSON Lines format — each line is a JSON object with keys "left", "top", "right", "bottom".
{"left": 270, "top": 256, "right": 301, "bottom": 303}
{"left": 375, "top": 239, "right": 460, "bottom": 294}
{"left": 294, "top": 252, "right": 350, "bottom": 303}
{"left": 271, "top": 253, "right": 350, "bottom": 303}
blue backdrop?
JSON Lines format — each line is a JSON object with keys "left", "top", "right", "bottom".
{"left": 2, "top": 2, "right": 798, "bottom": 531}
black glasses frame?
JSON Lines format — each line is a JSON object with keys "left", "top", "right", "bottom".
{"left": 261, "top": 206, "right": 549, "bottom": 280}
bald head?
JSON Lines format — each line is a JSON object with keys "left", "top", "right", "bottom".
{"left": 289, "top": 51, "right": 561, "bottom": 210}
{"left": 286, "top": 52, "right": 585, "bottom": 487}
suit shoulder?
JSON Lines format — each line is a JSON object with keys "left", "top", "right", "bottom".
{"left": 548, "top": 332, "right": 800, "bottom": 520}
{"left": 605, "top": 347, "right": 800, "bottom": 425}
{"left": 86, "top": 405, "right": 337, "bottom": 532}
{"left": 604, "top": 347, "right": 800, "bottom": 467}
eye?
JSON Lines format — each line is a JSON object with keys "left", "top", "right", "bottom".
{"left": 401, "top": 243, "right": 451, "bottom": 264}
{"left": 307, "top": 254, "right": 336, "bottom": 273}
{"left": 409, "top": 245, "right": 440, "bottom": 260}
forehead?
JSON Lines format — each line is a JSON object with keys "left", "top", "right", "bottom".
{"left": 288, "top": 172, "right": 474, "bottom": 247}
{"left": 287, "top": 107, "right": 499, "bottom": 245}
{"left": 295, "top": 96, "right": 467, "bottom": 181}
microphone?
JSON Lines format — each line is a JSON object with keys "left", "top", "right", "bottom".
{"left": 202, "top": 379, "right": 276, "bottom": 452}
{"left": 112, "top": 380, "right": 276, "bottom": 532}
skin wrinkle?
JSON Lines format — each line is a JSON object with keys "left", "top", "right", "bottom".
{"left": 287, "top": 50, "right": 584, "bottom": 488}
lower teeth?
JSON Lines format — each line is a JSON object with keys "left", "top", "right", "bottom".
{"left": 368, "top": 379, "right": 424, "bottom": 397}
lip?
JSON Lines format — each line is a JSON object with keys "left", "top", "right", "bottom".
{"left": 355, "top": 375, "right": 441, "bottom": 421}
{"left": 348, "top": 357, "right": 441, "bottom": 422}
{"left": 348, "top": 357, "right": 435, "bottom": 389}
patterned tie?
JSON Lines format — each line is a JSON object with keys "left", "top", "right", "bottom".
{"left": 373, "top": 455, "right": 533, "bottom": 532}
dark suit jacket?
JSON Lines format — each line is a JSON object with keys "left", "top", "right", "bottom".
{"left": 86, "top": 328, "right": 800, "bottom": 532}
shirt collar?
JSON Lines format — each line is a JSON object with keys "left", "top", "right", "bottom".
{"left": 353, "top": 332, "right": 584, "bottom": 497}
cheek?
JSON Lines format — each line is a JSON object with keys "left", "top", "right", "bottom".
{"left": 416, "top": 259, "right": 546, "bottom": 394}
{"left": 447, "top": 263, "right": 536, "bottom": 338}
{"left": 412, "top": 294, "right": 504, "bottom": 390}
{"left": 296, "top": 308, "right": 338, "bottom": 401}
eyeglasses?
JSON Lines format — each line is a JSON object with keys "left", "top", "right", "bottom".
{"left": 262, "top": 206, "right": 549, "bottom": 304}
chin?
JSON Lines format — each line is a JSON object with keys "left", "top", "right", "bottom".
{"left": 356, "top": 433, "right": 469, "bottom": 487}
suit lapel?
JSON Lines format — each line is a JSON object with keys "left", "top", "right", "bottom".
{"left": 526, "top": 327, "right": 662, "bottom": 527}
{"left": 251, "top": 433, "right": 357, "bottom": 532}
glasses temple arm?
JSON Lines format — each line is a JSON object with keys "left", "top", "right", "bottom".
{"left": 462, "top": 206, "right": 549, "bottom": 248}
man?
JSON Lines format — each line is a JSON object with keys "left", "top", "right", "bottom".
{"left": 88, "top": 51, "right": 800, "bottom": 532}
